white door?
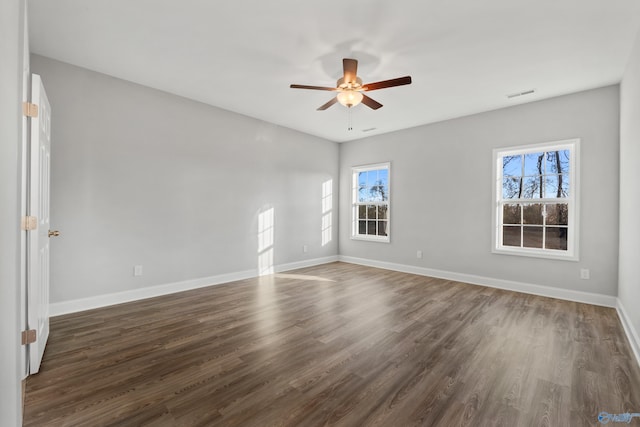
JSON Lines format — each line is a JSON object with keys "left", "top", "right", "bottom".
{"left": 28, "top": 74, "right": 54, "bottom": 374}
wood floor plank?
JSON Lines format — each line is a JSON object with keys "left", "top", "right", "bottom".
{"left": 23, "top": 262, "right": 640, "bottom": 426}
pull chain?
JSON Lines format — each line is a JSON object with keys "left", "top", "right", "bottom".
{"left": 347, "top": 107, "right": 353, "bottom": 131}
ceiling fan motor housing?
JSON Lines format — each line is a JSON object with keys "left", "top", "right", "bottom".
{"left": 337, "top": 76, "right": 363, "bottom": 90}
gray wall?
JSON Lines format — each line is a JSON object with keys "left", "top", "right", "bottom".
{"left": 619, "top": 30, "right": 640, "bottom": 335}
{"left": 29, "top": 55, "right": 625, "bottom": 306}
{"left": 0, "top": 0, "right": 26, "bottom": 424}
{"left": 340, "top": 86, "right": 620, "bottom": 296}
{"left": 31, "top": 55, "right": 339, "bottom": 304}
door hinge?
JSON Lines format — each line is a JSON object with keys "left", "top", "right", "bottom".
{"left": 21, "top": 216, "right": 37, "bottom": 231}
{"left": 22, "top": 102, "right": 38, "bottom": 118}
{"left": 21, "top": 329, "right": 36, "bottom": 346}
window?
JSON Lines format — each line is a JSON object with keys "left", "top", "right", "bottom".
{"left": 352, "top": 163, "right": 390, "bottom": 242}
{"left": 493, "top": 139, "right": 579, "bottom": 260}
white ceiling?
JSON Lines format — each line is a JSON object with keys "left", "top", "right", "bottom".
{"left": 28, "top": 0, "right": 640, "bottom": 143}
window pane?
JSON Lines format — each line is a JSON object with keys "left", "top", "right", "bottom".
{"left": 377, "top": 221, "right": 388, "bottom": 236}
{"left": 358, "top": 172, "right": 368, "bottom": 202}
{"left": 503, "top": 226, "right": 521, "bottom": 247}
{"left": 368, "top": 189, "right": 378, "bottom": 203}
{"left": 544, "top": 175, "right": 558, "bottom": 198}
{"left": 524, "top": 152, "right": 544, "bottom": 176}
{"left": 358, "top": 205, "right": 366, "bottom": 219}
{"left": 503, "top": 204, "right": 521, "bottom": 224}
{"left": 544, "top": 175, "right": 569, "bottom": 198}
{"left": 378, "top": 169, "right": 389, "bottom": 201}
{"left": 367, "top": 221, "right": 376, "bottom": 235}
{"left": 546, "top": 204, "right": 569, "bottom": 225}
{"left": 523, "top": 204, "right": 543, "bottom": 225}
{"left": 367, "top": 170, "right": 377, "bottom": 189}
{"left": 502, "top": 177, "right": 521, "bottom": 199}
{"left": 370, "top": 182, "right": 387, "bottom": 202}
{"left": 358, "top": 221, "right": 366, "bottom": 234}
{"left": 358, "top": 186, "right": 368, "bottom": 202}
{"left": 358, "top": 172, "right": 367, "bottom": 188}
{"left": 546, "top": 150, "right": 570, "bottom": 174}
{"left": 378, "top": 205, "right": 388, "bottom": 220}
{"left": 367, "top": 205, "right": 377, "bottom": 220}
{"left": 560, "top": 175, "right": 569, "bottom": 197}
{"left": 522, "top": 175, "right": 543, "bottom": 198}
{"left": 523, "top": 226, "right": 543, "bottom": 248}
{"left": 545, "top": 227, "right": 568, "bottom": 250}
{"left": 503, "top": 155, "right": 522, "bottom": 177}
{"left": 377, "top": 184, "right": 388, "bottom": 202}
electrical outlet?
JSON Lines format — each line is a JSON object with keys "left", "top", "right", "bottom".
{"left": 416, "top": 250, "right": 423, "bottom": 259}
{"left": 134, "top": 265, "right": 143, "bottom": 277}
{"left": 580, "top": 268, "right": 590, "bottom": 280}
{"left": 303, "top": 245, "right": 308, "bottom": 253}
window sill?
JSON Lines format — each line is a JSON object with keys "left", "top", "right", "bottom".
{"left": 351, "top": 235, "right": 390, "bottom": 243}
{"left": 492, "top": 247, "right": 578, "bottom": 261}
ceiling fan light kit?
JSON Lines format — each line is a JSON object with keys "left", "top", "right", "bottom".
{"left": 337, "top": 90, "right": 364, "bottom": 108}
{"left": 290, "top": 58, "right": 412, "bottom": 111}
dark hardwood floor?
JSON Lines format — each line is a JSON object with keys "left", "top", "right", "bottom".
{"left": 23, "top": 262, "right": 640, "bottom": 426}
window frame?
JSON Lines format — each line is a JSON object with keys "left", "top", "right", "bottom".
{"left": 351, "top": 162, "right": 391, "bottom": 243}
{"left": 492, "top": 139, "right": 580, "bottom": 261}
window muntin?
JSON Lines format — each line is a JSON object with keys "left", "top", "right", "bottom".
{"left": 493, "top": 140, "right": 579, "bottom": 260}
{"left": 352, "top": 163, "right": 390, "bottom": 242}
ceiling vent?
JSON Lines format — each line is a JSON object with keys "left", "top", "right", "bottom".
{"left": 507, "top": 89, "right": 536, "bottom": 99}
{"left": 362, "top": 127, "right": 377, "bottom": 132}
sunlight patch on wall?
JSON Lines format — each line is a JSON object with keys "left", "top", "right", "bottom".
{"left": 322, "top": 179, "right": 333, "bottom": 247}
{"left": 258, "top": 206, "right": 275, "bottom": 276}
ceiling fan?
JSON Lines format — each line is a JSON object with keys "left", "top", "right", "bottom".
{"left": 290, "top": 58, "right": 412, "bottom": 111}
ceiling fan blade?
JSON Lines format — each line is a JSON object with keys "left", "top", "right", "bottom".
{"left": 317, "top": 97, "right": 338, "bottom": 111}
{"left": 290, "top": 84, "right": 337, "bottom": 91}
{"left": 361, "top": 94, "right": 383, "bottom": 110}
{"left": 343, "top": 58, "right": 358, "bottom": 83}
{"left": 363, "top": 76, "right": 412, "bottom": 91}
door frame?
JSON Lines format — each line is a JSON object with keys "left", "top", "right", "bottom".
{"left": 19, "top": 4, "right": 31, "bottom": 382}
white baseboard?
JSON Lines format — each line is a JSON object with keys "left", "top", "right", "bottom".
{"left": 338, "top": 255, "right": 618, "bottom": 308}
{"left": 50, "top": 255, "right": 339, "bottom": 317}
{"left": 616, "top": 299, "right": 640, "bottom": 368}
{"left": 273, "top": 256, "right": 339, "bottom": 274}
